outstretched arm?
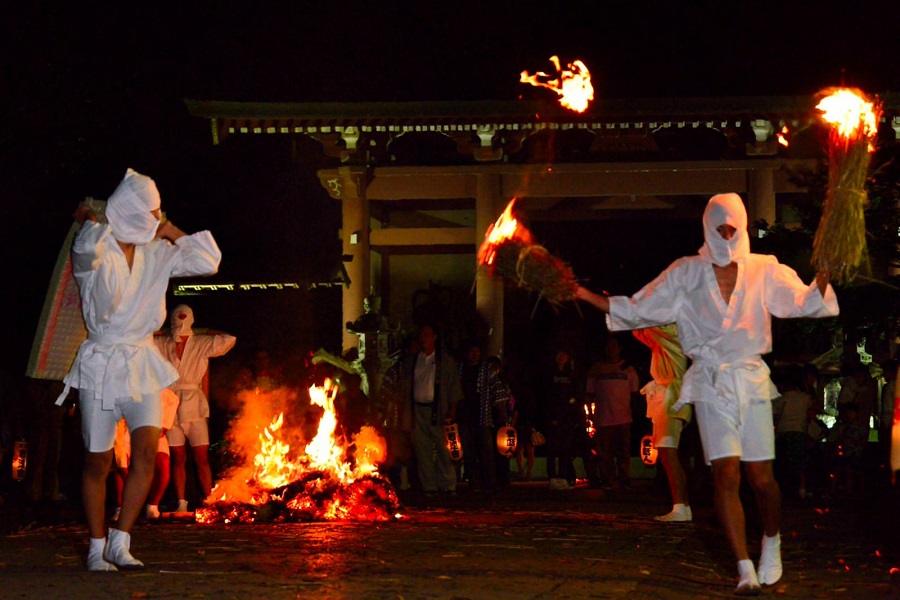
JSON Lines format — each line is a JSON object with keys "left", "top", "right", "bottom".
{"left": 575, "top": 285, "right": 610, "bottom": 313}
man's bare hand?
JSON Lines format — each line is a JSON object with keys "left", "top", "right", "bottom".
{"left": 575, "top": 285, "right": 611, "bottom": 313}
{"left": 74, "top": 203, "right": 97, "bottom": 225}
{"left": 155, "top": 219, "right": 186, "bottom": 242}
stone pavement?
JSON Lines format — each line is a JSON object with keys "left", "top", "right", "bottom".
{"left": 1, "top": 481, "right": 899, "bottom": 599}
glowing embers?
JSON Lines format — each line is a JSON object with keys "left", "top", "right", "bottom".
{"left": 196, "top": 379, "right": 400, "bottom": 524}
{"left": 520, "top": 56, "right": 594, "bottom": 113}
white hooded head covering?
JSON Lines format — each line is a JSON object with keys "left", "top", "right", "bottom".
{"left": 697, "top": 193, "right": 751, "bottom": 266}
{"left": 170, "top": 304, "right": 194, "bottom": 338}
{"left": 106, "top": 168, "right": 161, "bottom": 244}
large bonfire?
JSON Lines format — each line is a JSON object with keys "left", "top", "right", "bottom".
{"left": 196, "top": 379, "right": 401, "bottom": 524}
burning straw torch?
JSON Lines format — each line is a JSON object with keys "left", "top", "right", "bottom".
{"left": 477, "top": 199, "right": 579, "bottom": 308}
{"left": 812, "top": 88, "right": 881, "bottom": 284}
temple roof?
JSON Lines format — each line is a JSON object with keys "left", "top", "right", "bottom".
{"left": 185, "top": 95, "right": 900, "bottom": 164}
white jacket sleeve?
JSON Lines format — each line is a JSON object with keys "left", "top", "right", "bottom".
{"left": 170, "top": 231, "right": 222, "bottom": 278}
{"left": 764, "top": 260, "right": 839, "bottom": 319}
{"left": 606, "top": 259, "right": 685, "bottom": 331}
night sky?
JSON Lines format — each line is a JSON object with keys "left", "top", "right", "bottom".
{"left": 2, "top": 2, "right": 898, "bottom": 376}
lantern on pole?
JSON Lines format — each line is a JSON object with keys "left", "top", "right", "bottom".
{"left": 640, "top": 435, "right": 658, "bottom": 466}
{"left": 496, "top": 424, "right": 518, "bottom": 457}
{"left": 443, "top": 420, "right": 463, "bottom": 461}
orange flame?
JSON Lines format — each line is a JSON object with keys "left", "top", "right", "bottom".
{"left": 199, "top": 379, "right": 393, "bottom": 522}
{"left": 816, "top": 88, "right": 880, "bottom": 143}
{"left": 477, "top": 198, "right": 532, "bottom": 267}
{"left": 253, "top": 412, "right": 300, "bottom": 490}
{"left": 521, "top": 56, "right": 594, "bottom": 113}
{"left": 776, "top": 126, "right": 790, "bottom": 147}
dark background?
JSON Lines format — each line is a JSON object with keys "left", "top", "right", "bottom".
{"left": 2, "top": 1, "right": 898, "bottom": 377}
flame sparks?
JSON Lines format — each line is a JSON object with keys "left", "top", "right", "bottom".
{"left": 816, "top": 88, "right": 880, "bottom": 143}
{"left": 521, "top": 56, "right": 594, "bottom": 113}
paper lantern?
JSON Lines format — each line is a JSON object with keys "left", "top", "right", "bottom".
{"left": 640, "top": 435, "right": 658, "bottom": 466}
{"left": 496, "top": 425, "right": 517, "bottom": 457}
{"left": 12, "top": 439, "right": 28, "bottom": 481}
{"left": 443, "top": 421, "right": 463, "bottom": 461}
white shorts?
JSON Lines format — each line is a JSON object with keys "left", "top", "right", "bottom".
{"left": 80, "top": 389, "right": 162, "bottom": 454}
{"left": 652, "top": 415, "right": 686, "bottom": 449}
{"left": 166, "top": 419, "right": 210, "bottom": 447}
{"left": 694, "top": 399, "right": 775, "bottom": 465}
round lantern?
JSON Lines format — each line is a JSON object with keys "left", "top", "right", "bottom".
{"left": 640, "top": 435, "right": 658, "bottom": 466}
{"left": 496, "top": 425, "right": 517, "bottom": 457}
{"left": 443, "top": 420, "right": 463, "bottom": 461}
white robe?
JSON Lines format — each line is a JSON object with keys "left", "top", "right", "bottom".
{"left": 155, "top": 332, "right": 236, "bottom": 422}
{"left": 607, "top": 254, "right": 839, "bottom": 411}
{"left": 59, "top": 221, "right": 222, "bottom": 408}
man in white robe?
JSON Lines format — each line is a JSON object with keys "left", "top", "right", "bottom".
{"left": 155, "top": 304, "right": 236, "bottom": 511}
{"left": 58, "top": 169, "right": 221, "bottom": 571}
{"left": 575, "top": 193, "right": 838, "bottom": 595}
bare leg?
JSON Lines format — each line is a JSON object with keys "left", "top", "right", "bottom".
{"left": 744, "top": 460, "right": 781, "bottom": 537}
{"left": 712, "top": 457, "right": 760, "bottom": 594}
{"left": 191, "top": 444, "right": 212, "bottom": 499}
{"left": 170, "top": 445, "right": 188, "bottom": 500}
{"left": 711, "top": 456, "right": 748, "bottom": 560}
{"left": 147, "top": 452, "right": 170, "bottom": 505}
{"left": 113, "top": 467, "right": 128, "bottom": 509}
{"left": 83, "top": 450, "right": 114, "bottom": 539}
{"left": 745, "top": 459, "right": 783, "bottom": 586}
{"left": 659, "top": 447, "right": 689, "bottom": 506}
{"left": 526, "top": 444, "right": 535, "bottom": 480}
{"left": 655, "top": 447, "right": 692, "bottom": 522}
{"left": 115, "top": 426, "right": 160, "bottom": 534}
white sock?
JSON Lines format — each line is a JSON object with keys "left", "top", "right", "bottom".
{"left": 145, "top": 504, "right": 160, "bottom": 519}
{"left": 736, "top": 559, "right": 760, "bottom": 595}
{"left": 87, "top": 537, "right": 117, "bottom": 572}
{"left": 103, "top": 528, "right": 144, "bottom": 569}
{"left": 758, "top": 533, "right": 783, "bottom": 585}
{"left": 176, "top": 499, "right": 189, "bottom": 512}
{"left": 655, "top": 503, "right": 692, "bottom": 522}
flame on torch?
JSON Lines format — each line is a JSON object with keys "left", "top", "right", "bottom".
{"left": 521, "top": 56, "right": 594, "bottom": 113}
{"left": 477, "top": 198, "right": 532, "bottom": 268}
{"left": 816, "top": 88, "right": 879, "bottom": 142}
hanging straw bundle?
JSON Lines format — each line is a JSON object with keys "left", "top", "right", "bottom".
{"left": 812, "top": 88, "right": 881, "bottom": 284}
{"left": 477, "top": 199, "right": 578, "bottom": 307}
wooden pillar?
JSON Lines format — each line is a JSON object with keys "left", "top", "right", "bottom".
{"left": 475, "top": 173, "right": 504, "bottom": 357}
{"left": 747, "top": 168, "right": 777, "bottom": 229}
{"left": 340, "top": 166, "right": 371, "bottom": 353}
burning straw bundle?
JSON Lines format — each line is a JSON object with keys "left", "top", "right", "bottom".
{"left": 477, "top": 199, "right": 578, "bottom": 307}
{"left": 812, "top": 88, "right": 881, "bottom": 284}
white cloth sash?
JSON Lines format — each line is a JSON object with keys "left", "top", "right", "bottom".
{"left": 56, "top": 333, "right": 155, "bottom": 409}
{"left": 674, "top": 356, "right": 775, "bottom": 425}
